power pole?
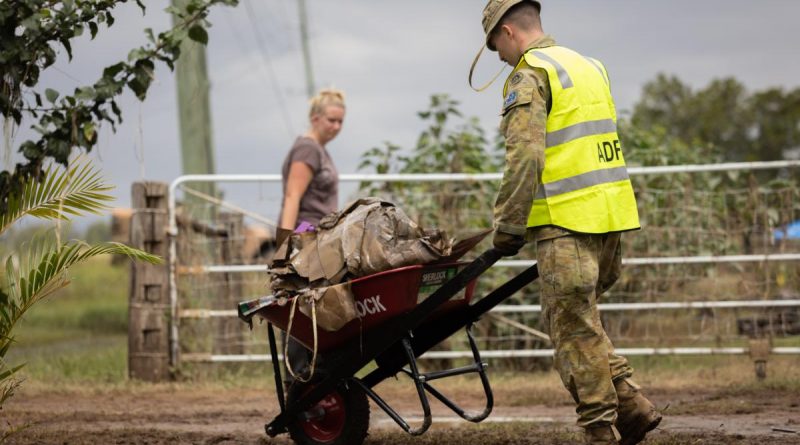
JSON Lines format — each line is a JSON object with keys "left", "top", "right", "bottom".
{"left": 298, "top": 0, "right": 315, "bottom": 98}
{"left": 171, "top": 0, "right": 216, "bottom": 204}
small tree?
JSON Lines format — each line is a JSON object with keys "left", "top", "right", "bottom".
{"left": 358, "top": 94, "right": 503, "bottom": 236}
{"left": 0, "top": 0, "right": 238, "bottom": 414}
{"left": 0, "top": 158, "right": 162, "bottom": 411}
{"left": 630, "top": 73, "right": 800, "bottom": 162}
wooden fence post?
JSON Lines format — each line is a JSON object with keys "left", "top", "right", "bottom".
{"left": 129, "top": 181, "right": 171, "bottom": 381}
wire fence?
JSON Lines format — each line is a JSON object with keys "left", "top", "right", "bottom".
{"left": 168, "top": 161, "right": 800, "bottom": 366}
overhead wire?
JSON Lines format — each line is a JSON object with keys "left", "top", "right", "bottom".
{"left": 220, "top": 9, "right": 260, "bottom": 78}
{"left": 242, "top": 0, "right": 296, "bottom": 138}
{"left": 274, "top": 0, "right": 295, "bottom": 47}
{"left": 51, "top": 66, "right": 83, "bottom": 84}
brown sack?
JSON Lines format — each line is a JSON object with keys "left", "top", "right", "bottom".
{"left": 297, "top": 282, "right": 358, "bottom": 332}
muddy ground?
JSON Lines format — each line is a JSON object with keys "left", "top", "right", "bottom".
{"left": 3, "top": 381, "right": 799, "bottom": 444}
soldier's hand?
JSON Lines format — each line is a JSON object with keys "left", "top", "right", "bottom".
{"left": 493, "top": 231, "right": 526, "bottom": 256}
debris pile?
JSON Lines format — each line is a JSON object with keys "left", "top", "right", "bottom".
{"left": 268, "top": 198, "right": 456, "bottom": 331}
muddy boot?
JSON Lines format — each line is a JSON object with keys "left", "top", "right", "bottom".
{"left": 614, "top": 379, "right": 662, "bottom": 445}
{"left": 584, "top": 425, "right": 620, "bottom": 445}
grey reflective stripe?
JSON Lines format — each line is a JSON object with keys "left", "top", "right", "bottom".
{"left": 535, "top": 166, "right": 630, "bottom": 200}
{"left": 584, "top": 57, "right": 608, "bottom": 85}
{"left": 535, "top": 186, "right": 545, "bottom": 199}
{"left": 531, "top": 50, "right": 573, "bottom": 89}
{"left": 546, "top": 118, "right": 617, "bottom": 148}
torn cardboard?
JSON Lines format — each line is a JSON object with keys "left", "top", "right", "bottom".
{"left": 268, "top": 198, "right": 491, "bottom": 332}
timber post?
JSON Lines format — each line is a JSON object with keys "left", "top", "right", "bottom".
{"left": 129, "top": 181, "right": 171, "bottom": 381}
{"left": 749, "top": 337, "right": 771, "bottom": 381}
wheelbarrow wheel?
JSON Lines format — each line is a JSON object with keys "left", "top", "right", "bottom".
{"left": 287, "top": 380, "right": 370, "bottom": 445}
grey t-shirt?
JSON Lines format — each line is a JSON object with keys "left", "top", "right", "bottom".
{"left": 280, "top": 136, "right": 339, "bottom": 226}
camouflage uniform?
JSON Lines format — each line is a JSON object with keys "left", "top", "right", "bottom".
{"left": 495, "top": 35, "right": 634, "bottom": 429}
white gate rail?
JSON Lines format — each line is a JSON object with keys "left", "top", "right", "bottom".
{"left": 182, "top": 347, "right": 800, "bottom": 363}
{"left": 178, "top": 299, "right": 800, "bottom": 320}
{"left": 168, "top": 160, "right": 800, "bottom": 365}
{"left": 189, "top": 253, "right": 800, "bottom": 275}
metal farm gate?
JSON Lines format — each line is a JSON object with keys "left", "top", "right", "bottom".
{"left": 127, "top": 160, "right": 800, "bottom": 380}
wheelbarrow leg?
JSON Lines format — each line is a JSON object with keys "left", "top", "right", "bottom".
{"left": 350, "top": 333, "right": 433, "bottom": 436}
{"left": 267, "top": 323, "right": 286, "bottom": 413}
{"left": 401, "top": 323, "right": 494, "bottom": 422}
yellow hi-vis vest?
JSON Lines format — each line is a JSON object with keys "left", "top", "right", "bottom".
{"left": 503, "top": 46, "right": 640, "bottom": 234}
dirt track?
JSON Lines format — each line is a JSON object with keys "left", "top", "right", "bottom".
{"left": 3, "top": 382, "right": 800, "bottom": 444}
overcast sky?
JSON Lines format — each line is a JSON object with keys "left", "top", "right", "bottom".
{"left": 6, "top": 0, "right": 800, "bottom": 228}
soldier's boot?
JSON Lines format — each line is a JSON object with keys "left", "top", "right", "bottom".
{"left": 584, "top": 425, "right": 620, "bottom": 445}
{"left": 614, "top": 379, "right": 662, "bottom": 445}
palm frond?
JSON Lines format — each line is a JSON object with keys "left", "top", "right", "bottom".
{"left": 0, "top": 366, "right": 23, "bottom": 407}
{"left": 1, "top": 237, "right": 162, "bottom": 357}
{"left": 0, "top": 158, "right": 114, "bottom": 233}
{"left": 5, "top": 239, "right": 161, "bottom": 307}
{"left": 0, "top": 363, "right": 24, "bottom": 383}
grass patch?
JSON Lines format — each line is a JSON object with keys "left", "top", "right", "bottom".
{"left": 11, "top": 334, "right": 128, "bottom": 384}
{"left": 626, "top": 354, "right": 800, "bottom": 391}
{"left": 14, "top": 256, "right": 128, "bottom": 335}
{"left": 176, "top": 362, "right": 274, "bottom": 388}
{"left": 7, "top": 256, "right": 130, "bottom": 385}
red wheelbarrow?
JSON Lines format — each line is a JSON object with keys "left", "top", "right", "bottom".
{"left": 238, "top": 248, "right": 539, "bottom": 445}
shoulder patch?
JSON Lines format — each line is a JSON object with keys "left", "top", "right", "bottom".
{"left": 510, "top": 72, "right": 523, "bottom": 86}
{"left": 503, "top": 90, "right": 518, "bottom": 109}
{"left": 501, "top": 87, "right": 535, "bottom": 116}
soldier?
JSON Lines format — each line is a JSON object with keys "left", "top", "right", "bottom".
{"left": 471, "top": 1, "right": 662, "bottom": 444}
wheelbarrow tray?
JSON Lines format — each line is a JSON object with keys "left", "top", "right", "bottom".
{"left": 249, "top": 262, "right": 477, "bottom": 352}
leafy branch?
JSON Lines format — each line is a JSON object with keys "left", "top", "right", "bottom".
{"left": 358, "top": 94, "right": 502, "bottom": 233}
{"left": 1, "top": 0, "right": 136, "bottom": 124}
{"left": 0, "top": 0, "right": 239, "bottom": 213}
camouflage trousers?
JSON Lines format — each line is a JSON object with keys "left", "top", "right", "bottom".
{"left": 536, "top": 232, "right": 633, "bottom": 429}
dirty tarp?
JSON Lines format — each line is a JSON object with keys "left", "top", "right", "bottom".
{"left": 268, "top": 198, "right": 463, "bottom": 331}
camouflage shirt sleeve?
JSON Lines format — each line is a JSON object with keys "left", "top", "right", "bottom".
{"left": 494, "top": 66, "right": 549, "bottom": 236}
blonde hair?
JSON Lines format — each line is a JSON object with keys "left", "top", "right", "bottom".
{"left": 308, "top": 88, "right": 346, "bottom": 119}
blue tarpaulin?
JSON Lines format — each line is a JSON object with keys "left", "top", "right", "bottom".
{"left": 774, "top": 220, "right": 800, "bottom": 240}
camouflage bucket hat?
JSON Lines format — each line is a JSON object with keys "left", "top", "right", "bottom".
{"left": 482, "top": 0, "right": 541, "bottom": 51}
{"left": 469, "top": 0, "right": 540, "bottom": 91}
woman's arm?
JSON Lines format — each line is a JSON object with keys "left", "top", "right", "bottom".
{"left": 280, "top": 161, "right": 314, "bottom": 230}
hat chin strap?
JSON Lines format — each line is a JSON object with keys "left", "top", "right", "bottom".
{"left": 469, "top": 44, "right": 508, "bottom": 92}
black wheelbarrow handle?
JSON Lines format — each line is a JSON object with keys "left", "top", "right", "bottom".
{"left": 364, "top": 251, "right": 539, "bottom": 387}
{"left": 266, "top": 248, "right": 508, "bottom": 437}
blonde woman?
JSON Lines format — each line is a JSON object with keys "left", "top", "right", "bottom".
{"left": 278, "top": 89, "right": 345, "bottom": 387}
{"left": 279, "top": 88, "right": 346, "bottom": 231}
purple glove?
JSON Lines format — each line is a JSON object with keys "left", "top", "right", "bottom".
{"left": 294, "top": 221, "right": 315, "bottom": 233}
